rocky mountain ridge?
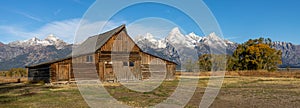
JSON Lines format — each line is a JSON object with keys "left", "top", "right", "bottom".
{"left": 135, "top": 27, "right": 300, "bottom": 67}
{"left": 8, "top": 34, "right": 67, "bottom": 49}
{"left": 135, "top": 27, "right": 238, "bottom": 64}
{"left": 0, "top": 35, "right": 72, "bottom": 70}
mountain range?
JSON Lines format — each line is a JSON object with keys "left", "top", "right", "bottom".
{"left": 135, "top": 28, "right": 300, "bottom": 67}
{"left": 0, "top": 28, "right": 299, "bottom": 70}
{"left": 0, "top": 35, "right": 72, "bottom": 70}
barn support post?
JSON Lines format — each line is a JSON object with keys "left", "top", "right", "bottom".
{"left": 99, "top": 62, "right": 103, "bottom": 81}
{"left": 68, "top": 63, "right": 71, "bottom": 83}
{"left": 103, "top": 61, "right": 106, "bottom": 81}
{"left": 56, "top": 63, "right": 59, "bottom": 82}
{"left": 26, "top": 68, "right": 29, "bottom": 78}
{"left": 26, "top": 68, "right": 31, "bottom": 82}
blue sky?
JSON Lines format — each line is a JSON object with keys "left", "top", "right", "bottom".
{"left": 0, "top": 0, "right": 299, "bottom": 44}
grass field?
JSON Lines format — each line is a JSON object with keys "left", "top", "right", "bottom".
{"left": 1, "top": 74, "right": 300, "bottom": 107}
{"left": 0, "top": 77, "right": 27, "bottom": 84}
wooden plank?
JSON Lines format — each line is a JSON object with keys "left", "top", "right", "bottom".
{"left": 68, "top": 63, "right": 71, "bottom": 82}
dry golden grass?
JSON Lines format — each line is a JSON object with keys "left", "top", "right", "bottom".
{"left": 1, "top": 71, "right": 300, "bottom": 108}
{"left": 0, "top": 77, "right": 27, "bottom": 84}
{"left": 177, "top": 70, "right": 300, "bottom": 78}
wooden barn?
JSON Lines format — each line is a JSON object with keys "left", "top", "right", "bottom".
{"left": 26, "top": 25, "right": 177, "bottom": 83}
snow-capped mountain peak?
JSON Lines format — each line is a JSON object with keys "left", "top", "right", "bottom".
{"left": 166, "top": 27, "right": 196, "bottom": 48}
{"left": 135, "top": 33, "right": 167, "bottom": 49}
{"left": 144, "top": 33, "right": 156, "bottom": 41}
{"left": 135, "top": 33, "right": 156, "bottom": 42}
{"left": 45, "top": 34, "right": 59, "bottom": 42}
{"left": 167, "top": 27, "right": 185, "bottom": 40}
{"left": 29, "top": 37, "right": 41, "bottom": 42}
{"left": 170, "top": 27, "right": 181, "bottom": 35}
{"left": 198, "top": 32, "right": 230, "bottom": 47}
{"left": 186, "top": 32, "right": 202, "bottom": 42}
{"left": 135, "top": 27, "right": 238, "bottom": 64}
{"left": 207, "top": 32, "right": 221, "bottom": 40}
{"left": 137, "top": 27, "right": 236, "bottom": 51}
{"left": 8, "top": 34, "right": 68, "bottom": 49}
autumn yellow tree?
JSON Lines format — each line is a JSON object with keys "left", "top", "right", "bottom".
{"left": 231, "top": 38, "right": 282, "bottom": 71}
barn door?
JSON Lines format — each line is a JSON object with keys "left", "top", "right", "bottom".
{"left": 113, "top": 61, "right": 125, "bottom": 81}
{"left": 113, "top": 61, "right": 138, "bottom": 82}
{"left": 58, "top": 64, "right": 69, "bottom": 81}
{"left": 104, "top": 63, "right": 115, "bottom": 81}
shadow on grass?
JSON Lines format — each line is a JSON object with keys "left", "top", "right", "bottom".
{"left": 0, "top": 95, "right": 19, "bottom": 104}
{"left": 0, "top": 83, "right": 30, "bottom": 94}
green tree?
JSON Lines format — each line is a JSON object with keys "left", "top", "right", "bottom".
{"left": 199, "top": 54, "right": 229, "bottom": 72}
{"left": 198, "top": 54, "right": 212, "bottom": 71}
{"left": 232, "top": 38, "right": 282, "bottom": 71}
{"left": 184, "top": 59, "right": 198, "bottom": 72}
{"left": 6, "top": 68, "right": 27, "bottom": 77}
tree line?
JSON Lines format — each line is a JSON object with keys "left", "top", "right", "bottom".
{"left": 0, "top": 68, "right": 27, "bottom": 77}
{"left": 197, "top": 38, "right": 282, "bottom": 72}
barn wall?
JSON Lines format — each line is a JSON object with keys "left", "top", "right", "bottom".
{"left": 50, "top": 59, "right": 72, "bottom": 82}
{"left": 95, "top": 29, "right": 176, "bottom": 81}
{"left": 166, "top": 64, "right": 176, "bottom": 79}
{"left": 28, "top": 65, "right": 51, "bottom": 83}
{"left": 72, "top": 54, "right": 95, "bottom": 63}
{"left": 72, "top": 54, "right": 99, "bottom": 81}
{"left": 140, "top": 52, "right": 176, "bottom": 80}
{"left": 97, "top": 30, "right": 142, "bottom": 81}
{"left": 100, "top": 30, "right": 140, "bottom": 52}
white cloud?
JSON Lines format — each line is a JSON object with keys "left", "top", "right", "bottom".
{"left": 127, "top": 23, "right": 175, "bottom": 40}
{"left": 15, "top": 11, "right": 43, "bottom": 22}
{"left": 0, "top": 17, "right": 180, "bottom": 44}
{"left": 0, "top": 19, "right": 80, "bottom": 43}
{"left": 0, "top": 26, "right": 35, "bottom": 38}
{"left": 0, "top": 18, "right": 126, "bottom": 43}
{"left": 126, "top": 17, "right": 179, "bottom": 40}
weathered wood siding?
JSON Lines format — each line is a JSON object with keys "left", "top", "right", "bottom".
{"left": 100, "top": 30, "right": 140, "bottom": 52}
{"left": 96, "top": 29, "right": 176, "bottom": 81}
{"left": 50, "top": 59, "right": 72, "bottom": 82}
{"left": 97, "top": 29, "right": 142, "bottom": 82}
{"left": 28, "top": 65, "right": 50, "bottom": 83}
{"left": 140, "top": 52, "right": 176, "bottom": 79}
{"left": 72, "top": 54, "right": 95, "bottom": 63}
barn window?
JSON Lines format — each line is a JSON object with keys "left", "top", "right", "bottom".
{"left": 129, "top": 62, "right": 134, "bottom": 67}
{"left": 86, "top": 55, "right": 93, "bottom": 63}
{"left": 123, "top": 62, "right": 128, "bottom": 66}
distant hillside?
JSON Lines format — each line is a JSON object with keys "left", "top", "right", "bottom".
{"left": 272, "top": 42, "right": 300, "bottom": 67}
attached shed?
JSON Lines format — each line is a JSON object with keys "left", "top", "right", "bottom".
{"left": 26, "top": 25, "right": 177, "bottom": 83}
